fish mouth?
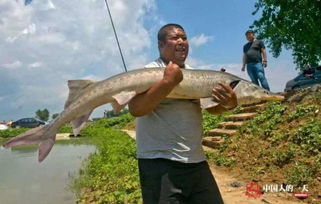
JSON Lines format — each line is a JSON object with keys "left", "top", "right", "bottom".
{"left": 230, "top": 80, "right": 240, "bottom": 89}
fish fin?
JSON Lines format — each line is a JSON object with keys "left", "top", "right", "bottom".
{"left": 71, "top": 110, "right": 92, "bottom": 136}
{"left": 3, "top": 126, "right": 44, "bottom": 147}
{"left": 200, "top": 97, "right": 219, "bottom": 109}
{"left": 38, "top": 138, "right": 55, "bottom": 162}
{"left": 110, "top": 91, "right": 136, "bottom": 113}
{"left": 3, "top": 124, "right": 57, "bottom": 162}
{"left": 112, "top": 91, "right": 136, "bottom": 105}
{"left": 111, "top": 101, "right": 126, "bottom": 114}
{"left": 64, "top": 80, "right": 95, "bottom": 109}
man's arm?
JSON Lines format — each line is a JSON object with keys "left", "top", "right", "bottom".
{"left": 128, "top": 62, "right": 182, "bottom": 117}
{"left": 206, "top": 83, "right": 238, "bottom": 115}
{"left": 242, "top": 53, "right": 247, "bottom": 72}
{"left": 261, "top": 47, "right": 267, "bottom": 67}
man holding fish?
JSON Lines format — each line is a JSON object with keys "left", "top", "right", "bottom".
{"left": 129, "top": 24, "right": 236, "bottom": 204}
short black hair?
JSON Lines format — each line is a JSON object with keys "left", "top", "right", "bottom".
{"left": 245, "top": 30, "right": 254, "bottom": 35}
{"left": 157, "top": 23, "right": 185, "bottom": 42}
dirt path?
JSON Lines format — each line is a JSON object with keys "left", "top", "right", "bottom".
{"left": 122, "top": 130, "right": 306, "bottom": 203}
{"left": 56, "top": 133, "right": 71, "bottom": 140}
{"left": 209, "top": 164, "right": 304, "bottom": 204}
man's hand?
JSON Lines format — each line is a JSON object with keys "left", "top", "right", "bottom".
{"left": 241, "top": 66, "right": 245, "bottom": 72}
{"left": 163, "top": 61, "right": 183, "bottom": 86}
{"left": 262, "top": 61, "right": 267, "bottom": 68}
{"left": 212, "top": 83, "right": 237, "bottom": 110}
{"left": 128, "top": 61, "right": 183, "bottom": 117}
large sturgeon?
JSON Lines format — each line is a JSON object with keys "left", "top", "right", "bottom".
{"left": 4, "top": 68, "right": 284, "bottom": 162}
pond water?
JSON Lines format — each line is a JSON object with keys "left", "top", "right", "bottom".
{"left": 0, "top": 139, "right": 95, "bottom": 204}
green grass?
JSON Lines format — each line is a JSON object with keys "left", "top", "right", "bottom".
{"left": 71, "top": 114, "right": 140, "bottom": 203}
{"left": 0, "top": 128, "right": 30, "bottom": 138}
{"left": 202, "top": 110, "right": 228, "bottom": 135}
{"left": 206, "top": 89, "right": 321, "bottom": 201}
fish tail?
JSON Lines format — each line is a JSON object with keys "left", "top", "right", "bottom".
{"left": 3, "top": 124, "right": 57, "bottom": 162}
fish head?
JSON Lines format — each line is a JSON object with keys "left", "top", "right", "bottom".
{"left": 231, "top": 80, "right": 284, "bottom": 105}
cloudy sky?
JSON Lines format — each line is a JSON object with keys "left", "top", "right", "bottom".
{"left": 0, "top": 0, "right": 298, "bottom": 121}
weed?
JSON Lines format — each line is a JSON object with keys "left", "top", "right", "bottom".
{"left": 202, "top": 110, "right": 225, "bottom": 135}
{"left": 290, "top": 120, "right": 321, "bottom": 154}
{"left": 240, "top": 102, "right": 286, "bottom": 138}
{"left": 272, "top": 145, "right": 296, "bottom": 167}
{"left": 284, "top": 161, "right": 313, "bottom": 186}
{"left": 288, "top": 104, "right": 318, "bottom": 121}
{"left": 210, "top": 151, "right": 236, "bottom": 167}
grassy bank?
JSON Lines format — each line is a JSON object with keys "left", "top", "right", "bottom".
{"left": 70, "top": 114, "right": 140, "bottom": 203}
{"left": 207, "top": 88, "right": 321, "bottom": 200}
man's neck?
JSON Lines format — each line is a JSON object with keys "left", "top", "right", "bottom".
{"left": 160, "top": 57, "right": 185, "bottom": 68}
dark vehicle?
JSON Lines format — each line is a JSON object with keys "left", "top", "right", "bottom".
{"left": 285, "top": 65, "right": 321, "bottom": 91}
{"left": 11, "top": 118, "right": 46, "bottom": 128}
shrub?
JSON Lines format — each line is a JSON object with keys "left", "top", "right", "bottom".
{"left": 0, "top": 128, "right": 30, "bottom": 138}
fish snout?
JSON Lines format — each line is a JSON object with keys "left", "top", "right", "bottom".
{"left": 263, "top": 94, "right": 285, "bottom": 102}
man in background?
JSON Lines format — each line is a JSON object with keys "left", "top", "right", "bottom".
{"left": 242, "top": 30, "right": 270, "bottom": 91}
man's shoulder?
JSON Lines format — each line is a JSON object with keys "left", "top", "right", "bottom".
{"left": 255, "top": 39, "right": 265, "bottom": 48}
{"left": 243, "top": 42, "right": 251, "bottom": 48}
{"left": 144, "top": 58, "right": 166, "bottom": 68}
{"left": 144, "top": 58, "right": 193, "bottom": 69}
{"left": 254, "top": 39, "right": 264, "bottom": 44}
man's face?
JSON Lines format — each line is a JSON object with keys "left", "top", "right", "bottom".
{"left": 159, "top": 27, "right": 189, "bottom": 67}
{"left": 246, "top": 33, "right": 255, "bottom": 42}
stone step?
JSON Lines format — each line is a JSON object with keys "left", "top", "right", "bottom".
{"left": 238, "top": 103, "right": 266, "bottom": 113}
{"left": 217, "top": 121, "right": 246, "bottom": 129}
{"left": 202, "top": 145, "right": 216, "bottom": 152}
{"left": 202, "top": 137, "right": 225, "bottom": 148}
{"left": 207, "top": 128, "right": 237, "bottom": 136}
{"left": 206, "top": 136, "right": 222, "bottom": 141}
{"left": 225, "top": 113, "right": 257, "bottom": 121}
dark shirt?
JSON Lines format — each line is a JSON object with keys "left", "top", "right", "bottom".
{"left": 243, "top": 40, "right": 265, "bottom": 64}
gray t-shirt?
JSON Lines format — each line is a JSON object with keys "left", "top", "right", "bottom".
{"left": 136, "top": 58, "right": 206, "bottom": 163}
{"left": 243, "top": 40, "right": 265, "bottom": 64}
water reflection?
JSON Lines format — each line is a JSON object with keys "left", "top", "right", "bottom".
{"left": 0, "top": 138, "right": 95, "bottom": 204}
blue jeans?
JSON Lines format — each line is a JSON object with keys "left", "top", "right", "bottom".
{"left": 246, "top": 63, "right": 270, "bottom": 91}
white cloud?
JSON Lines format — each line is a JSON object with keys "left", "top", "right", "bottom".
{"left": 28, "top": 62, "right": 42, "bottom": 68}
{"left": 22, "top": 23, "right": 36, "bottom": 35}
{"left": 190, "top": 33, "right": 213, "bottom": 47}
{"left": 2, "top": 60, "right": 22, "bottom": 69}
{"left": 0, "top": 0, "right": 158, "bottom": 121}
{"left": 47, "top": 0, "right": 55, "bottom": 10}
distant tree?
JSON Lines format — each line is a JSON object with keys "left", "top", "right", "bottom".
{"left": 35, "top": 109, "right": 49, "bottom": 122}
{"left": 52, "top": 113, "right": 59, "bottom": 120}
{"left": 104, "top": 108, "right": 129, "bottom": 118}
{"left": 251, "top": 0, "right": 321, "bottom": 69}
